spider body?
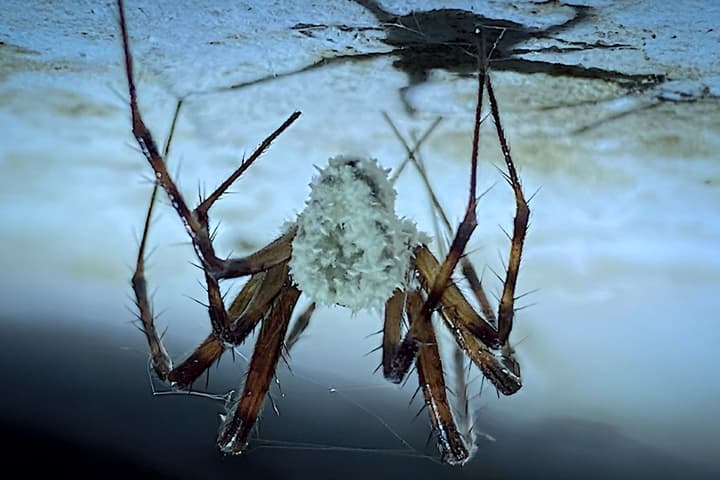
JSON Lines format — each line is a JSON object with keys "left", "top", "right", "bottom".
{"left": 290, "top": 156, "right": 425, "bottom": 311}
{"left": 119, "top": 0, "right": 529, "bottom": 466}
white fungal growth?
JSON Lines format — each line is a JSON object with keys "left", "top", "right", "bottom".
{"left": 289, "top": 156, "right": 425, "bottom": 312}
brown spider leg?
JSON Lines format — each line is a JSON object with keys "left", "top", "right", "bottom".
{"left": 384, "top": 113, "right": 498, "bottom": 328}
{"left": 172, "top": 231, "right": 296, "bottom": 386}
{"left": 217, "top": 272, "right": 300, "bottom": 454}
{"left": 130, "top": 97, "right": 183, "bottom": 381}
{"left": 220, "top": 226, "right": 296, "bottom": 280}
{"left": 165, "top": 260, "right": 293, "bottom": 389}
{"left": 380, "top": 288, "right": 470, "bottom": 463}
{"left": 381, "top": 86, "right": 498, "bottom": 385}
{"left": 485, "top": 74, "right": 530, "bottom": 344}
{"left": 166, "top": 333, "right": 225, "bottom": 388}
{"left": 413, "top": 302, "right": 471, "bottom": 466}
{"left": 382, "top": 290, "right": 405, "bottom": 380}
{"left": 420, "top": 59, "right": 486, "bottom": 318}
{"left": 163, "top": 270, "right": 264, "bottom": 388}
{"left": 118, "top": 0, "right": 299, "bottom": 336}
{"left": 381, "top": 290, "right": 425, "bottom": 383}
{"left": 131, "top": 201, "right": 172, "bottom": 380}
{"left": 405, "top": 143, "right": 478, "bottom": 442}
{"left": 405, "top": 143, "right": 476, "bottom": 441}
{"left": 127, "top": 97, "right": 231, "bottom": 389}
{"left": 167, "top": 260, "right": 293, "bottom": 387}
{"left": 414, "top": 149, "right": 498, "bottom": 328}
{"left": 410, "top": 75, "right": 526, "bottom": 393}
{"left": 224, "top": 262, "right": 289, "bottom": 343}
{"left": 414, "top": 245, "right": 521, "bottom": 395}
{"left": 406, "top": 39, "right": 524, "bottom": 394}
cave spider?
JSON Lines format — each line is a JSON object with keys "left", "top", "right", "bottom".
{"left": 118, "top": 0, "right": 529, "bottom": 466}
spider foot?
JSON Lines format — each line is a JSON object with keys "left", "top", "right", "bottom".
{"left": 216, "top": 398, "right": 253, "bottom": 455}
{"left": 479, "top": 345, "right": 522, "bottom": 396}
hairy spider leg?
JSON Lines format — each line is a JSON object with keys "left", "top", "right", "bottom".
{"left": 381, "top": 290, "right": 416, "bottom": 382}
{"left": 388, "top": 123, "right": 479, "bottom": 453}
{"left": 413, "top": 302, "right": 472, "bottom": 466}
{"left": 381, "top": 289, "right": 473, "bottom": 464}
{"left": 413, "top": 74, "right": 529, "bottom": 462}
{"left": 218, "top": 278, "right": 300, "bottom": 454}
{"left": 413, "top": 245, "right": 521, "bottom": 395}
{"left": 378, "top": 49, "right": 488, "bottom": 384}
{"left": 416, "top": 75, "right": 528, "bottom": 395}
{"left": 379, "top": 39, "right": 530, "bottom": 464}
{"left": 384, "top": 60, "right": 528, "bottom": 396}
{"left": 131, "top": 98, "right": 183, "bottom": 381}
{"left": 163, "top": 268, "right": 270, "bottom": 388}
{"left": 219, "top": 280, "right": 314, "bottom": 452}
{"left": 386, "top": 110, "right": 525, "bottom": 393}
{"left": 118, "top": 0, "right": 306, "bottom": 448}
{"left": 420, "top": 61, "right": 485, "bottom": 318}
{"left": 383, "top": 113, "right": 498, "bottom": 328}
{"left": 372, "top": 55, "right": 485, "bottom": 465}
{"left": 118, "top": 0, "right": 300, "bottom": 339}
{"left": 485, "top": 76, "right": 530, "bottom": 345}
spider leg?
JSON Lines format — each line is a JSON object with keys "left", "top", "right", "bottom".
{"left": 131, "top": 231, "right": 171, "bottom": 380}
{"left": 220, "top": 226, "right": 296, "bottom": 280}
{"left": 117, "top": 0, "right": 299, "bottom": 335}
{"left": 380, "top": 286, "right": 479, "bottom": 463}
{"left": 420, "top": 55, "right": 486, "bottom": 323}
{"left": 485, "top": 75, "right": 530, "bottom": 344}
{"left": 224, "top": 262, "right": 289, "bottom": 343}
{"left": 414, "top": 147, "right": 499, "bottom": 328}
{"left": 166, "top": 333, "right": 225, "bottom": 388}
{"left": 381, "top": 290, "right": 424, "bottom": 383}
{"left": 413, "top": 297, "right": 472, "bottom": 465}
{"left": 410, "top": 45, "right": 524, "bottom": 395}
{"left": 168, "top": 261, "right": 292, "bottom": 388}
{"left": 384, "top": 113, "right": 498, "bottom": 328}
{"left": 414, "top": 246, "right": 497, "bottom": 346}
{"left": 415, "top": 245, "right": 521, "bottom": 395}
{"left": 160, "top": 268, "right": 265, "bottom": 388}
{"left": 384, "top": 113, "right": 443, "bottom": 184}
{"left": 217, "top": 271, "right": 300, "bottom": 454}
{"left": 130, "top": 97, "right": 183, "bottom": 381}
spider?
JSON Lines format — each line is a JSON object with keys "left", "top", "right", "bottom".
{"left": 119, "top": 0, "right": 529, "bottom": 466}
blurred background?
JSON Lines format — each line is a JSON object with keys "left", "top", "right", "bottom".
{"left": 1, "top": 1, "right": 719, "bottom": 478}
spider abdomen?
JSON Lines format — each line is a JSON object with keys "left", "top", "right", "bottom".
{"left": 290, "top": 156, "right": 425, "bottom": 311}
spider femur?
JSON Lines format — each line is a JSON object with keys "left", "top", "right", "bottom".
{"left": 290, "top": 156, "right": 425, "bottom": 312}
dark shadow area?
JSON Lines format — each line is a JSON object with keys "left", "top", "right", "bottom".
{"left": 350, "top": 0, "right": 658, "bottom": 87}
{"left": 0, "top": 420, "right": 173, "bottom": 479}
{"left": 0, "top": 315, "right": 717, "bottom": 479}
{"left": 200, "top": 0, "right": 664, "bottom": 114}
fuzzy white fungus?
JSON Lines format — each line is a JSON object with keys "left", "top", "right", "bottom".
{"left": 289, "top": 156, "right": 425, "bottom": 312}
